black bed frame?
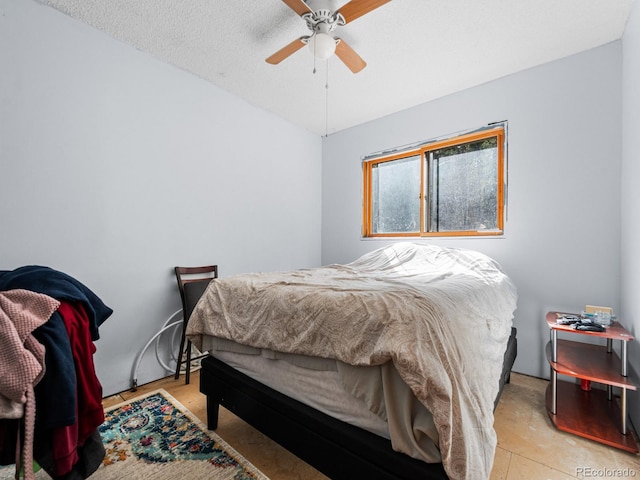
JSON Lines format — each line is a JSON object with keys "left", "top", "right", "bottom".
{"left": 200, "top": 327, "right": 517, "bottom": 480}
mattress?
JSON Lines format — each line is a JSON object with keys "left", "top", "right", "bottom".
{"left": 203, "top": 335, "right": 442, "bottom": 463}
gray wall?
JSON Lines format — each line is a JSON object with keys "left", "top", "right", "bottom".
{"left": 621, "top": 0, "right": 640, "bottom": 437}
{"left": 321, "top": 42, "right": 623, "bottom": 381}
{"left": 0, "top": 0, "right": 322, "bottom": 396}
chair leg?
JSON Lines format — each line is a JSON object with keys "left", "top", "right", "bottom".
{"left": 185, "top": 339, "right": 193, "bottom": 385}
{"left": 175, "top": 323, "right": 187, "bottom": 380}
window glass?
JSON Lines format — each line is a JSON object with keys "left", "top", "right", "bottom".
{"left": 371, "top": 155, "right": 421, "bottom": 234}
{"left": 428, "top": 137, "right": 498, "bottom": 232}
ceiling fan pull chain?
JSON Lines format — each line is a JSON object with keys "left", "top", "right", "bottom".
{"left": 325, "top": 60, "right": 329, "bottom": 137}
{"left": 312, "top": 35, "right": 317, "bottom": 74}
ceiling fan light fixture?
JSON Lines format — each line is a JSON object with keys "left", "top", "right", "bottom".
{"left": 308, "top": 32, "right": 336, "bottom": 59}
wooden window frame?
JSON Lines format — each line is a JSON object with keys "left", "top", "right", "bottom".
{"left": 362, "top": 126, "right": 506, "bottom": 238}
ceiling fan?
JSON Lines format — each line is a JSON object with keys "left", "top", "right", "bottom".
{"left": 265, "top": 0, "right": 391, "bottom": 74}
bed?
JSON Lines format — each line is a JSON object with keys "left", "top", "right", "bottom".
{"left": 186, "top": 243, "right": 518, "bottom": 479}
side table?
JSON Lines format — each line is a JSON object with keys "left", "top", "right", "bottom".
{"left": 545, "top": 311, "right": 638, "bottom": 453}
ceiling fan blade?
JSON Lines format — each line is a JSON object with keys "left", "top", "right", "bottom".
{"left": 266, "top": 37, "right": 306, "bottom": 65}
{"left": 281, "top": 0, "right": 313, "bottom": 16}
{"left": 335, "top": 39, "right": 367, "bottom": 73}
{"left": 336, "top": 0, "right": 391, "bottom": 24}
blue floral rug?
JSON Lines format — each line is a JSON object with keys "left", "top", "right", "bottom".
{"left": 93, "top": 389, "right": 269, "bottom": 480}
{"left": 1, "top": 389, "right": 269, "bottom": 480}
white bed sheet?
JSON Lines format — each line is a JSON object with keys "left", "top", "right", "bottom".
{"left": 207, "top": 348, "right": 391, "bottom": 440}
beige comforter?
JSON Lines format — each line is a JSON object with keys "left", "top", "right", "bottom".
{"left": 187, "top": 243, "right": 517, "bottom": 479}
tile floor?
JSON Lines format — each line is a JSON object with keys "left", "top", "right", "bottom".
{"left": 103, "top": 371, "right": 640, "bottom": 479}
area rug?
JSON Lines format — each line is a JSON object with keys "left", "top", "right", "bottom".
{"left": 0, "top": 389, "right": 269, "bottom": 480}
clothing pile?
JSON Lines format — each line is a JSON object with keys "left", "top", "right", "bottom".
{"left": 0, "top": 266, "right": 113, "bottom": 480}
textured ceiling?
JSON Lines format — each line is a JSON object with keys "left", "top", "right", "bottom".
{"left": 37, "top": 0, "right": 634, "bottom": 136}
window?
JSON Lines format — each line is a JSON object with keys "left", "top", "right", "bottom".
{"left": 362, "top": 125, "right": 506, "bottom": 238}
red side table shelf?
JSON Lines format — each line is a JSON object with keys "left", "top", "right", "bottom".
{"left": 545, "top": 311, "right": 638, "bottom": 453}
